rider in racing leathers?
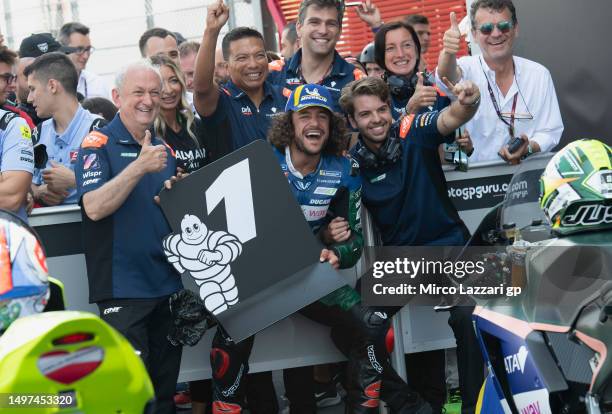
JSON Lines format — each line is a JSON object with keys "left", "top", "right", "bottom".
{"left": 208, "top": 84, "right": 432, "bottom": 414}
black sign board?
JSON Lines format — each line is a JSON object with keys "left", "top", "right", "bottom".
{"left": 158, "top": 140, "right": 346, "bottom": 342}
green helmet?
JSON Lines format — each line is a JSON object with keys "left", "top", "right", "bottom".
{"left": 539, "top": 139, "right": 612, "bottom": 235}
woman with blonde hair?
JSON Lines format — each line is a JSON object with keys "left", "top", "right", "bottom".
{"left": 150, "top": 54, "right": 226, "bottom": 173}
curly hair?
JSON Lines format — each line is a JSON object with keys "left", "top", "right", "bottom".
{"left": 268, "top": 111, "right": 349, "bottom": 157}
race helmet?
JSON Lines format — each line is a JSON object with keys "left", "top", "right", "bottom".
{"left": 0, "top": 209, "right": 49, "bottom": 334}
{"left": 539, "top": 139, "right": 612, "bottom": 235}
{"left": 360, "top": 42, "right": 376, "bottom": 64}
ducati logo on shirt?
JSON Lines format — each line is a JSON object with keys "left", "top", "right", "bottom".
{"left": 241, "top": 107, "right": 253, "bottom": 116}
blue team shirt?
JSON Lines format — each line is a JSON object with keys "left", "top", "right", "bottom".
{"left": 200, "top": 80, "right": 286, "bottom": 150}
{"left": 351, "top": 112, "right": 469, "bottom": 246}
{"left": 274, "top": 146, "right": 361, "bottom": 233}
{"left": 268, "top": 50, "right": 364, "bottom": 113}
{"left": 0, "top": 109, "right": 34, "bottom": 220}
{"left": 75, "top": 114, "right": 182, "bottom": 302}
{"left": 34, "top": 105, "right": 102, "bottom": 204}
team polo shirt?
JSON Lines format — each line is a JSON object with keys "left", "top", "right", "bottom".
{"left": 34, "top": 106, "right": 103, "bottom": 204}
{"left": 268, "top": 50, "right": 364, "bottom": 113}
{"left": 200, "top": 80, "right": 286, "bottom": 150}
{"left": 0, "top": 109, "right": 34, "bottom": 221}
{"left": 75, "top": 114, "right": 182, "bottom": 303}
{"left": 351, "top": 112, "right": 469, "bottom": 247}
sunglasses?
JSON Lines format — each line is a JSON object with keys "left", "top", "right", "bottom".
{"left": 0, "top": 73, "right": 16, "bottom": 83}
{"left": 475, "top": 20, "right": 514, "bottom": 35}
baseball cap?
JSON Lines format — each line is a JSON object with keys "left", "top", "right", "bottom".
{"left": 19, "top": 33, "right": 66, "bottom": 58}
{"left": 285, "top": 84, "right": 333, "bottom": 113}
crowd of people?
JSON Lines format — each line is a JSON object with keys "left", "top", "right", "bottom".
{"left": 0, "top": 0, "right": 564, "bottom": 413}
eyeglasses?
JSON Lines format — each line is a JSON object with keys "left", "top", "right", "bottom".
{"left": 0, "top": 73, "right": 16, "bottom": 83}
{"left": 500, "top": 112, "right": 533, "bottom": 121}
{"left": 474, "top": 20, "right": 514, "bottom": 35}
{"left": 67, "top": 46, "right": 95, "bottom": 55}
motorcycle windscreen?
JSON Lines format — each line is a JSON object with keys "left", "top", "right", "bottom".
{"left": 523, "top": 236, "right": 612, "bottom": 327}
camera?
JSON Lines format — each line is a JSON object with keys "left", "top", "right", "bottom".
{"left": 507, "top": 137, "right": 524, "bottom": 154}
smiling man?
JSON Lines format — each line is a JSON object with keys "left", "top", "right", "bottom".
{"left": 437, "top": 0, "right": 563, "bottom": 163}
{"left": 25, "top": 52, "right": 104, "bottom": 206}
{"left": 74, "top": 60, "right": 182, "bottom": 414}
{"left": 193, "top": 0, "right": 286, "bottom": 150}
{"left": 59, "top": 22, "right": 111, "bottom": 99}
{"left": 269, "top": 0, "right": 364, "bottom": 111}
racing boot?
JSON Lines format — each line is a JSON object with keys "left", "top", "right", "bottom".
{"left": 210, "top": 328, "right": 254, "bottom": 413}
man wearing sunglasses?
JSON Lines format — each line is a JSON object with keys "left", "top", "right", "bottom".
{"left": 59, "top": 22, "right": 110, "bottom": 100}
{"left": 436, "top": 0, "right": 563, "bottom": 164}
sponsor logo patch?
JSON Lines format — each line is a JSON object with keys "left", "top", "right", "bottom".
{"left": 81, "top": 131, "right": 109, "bottom": 149}
{"left": 20, "top": 125, "right": 32, "bottom": 139}
{"left": 70, "top": 151, "right": 79, "bottom": 163}
{"left": 83, "top": 153, "right": 100, "bottom": 170}
{"left": 504, "top": 345, "right": 528, "bottom": 374}
{"left": 241, "top": 106, "right": 253, "bottom": 116}
{"left": 120, "top": 152, "right": 138, "bottom": 158}
{"left": 319, "top": 170, "right": 341, "bottom": 178}
{"left": 313, "top": 186, "right": 337, "bottom": 196}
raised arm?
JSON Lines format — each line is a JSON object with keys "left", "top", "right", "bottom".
{"left": 437, "top": 79, "right": 480, "bottom": 136}
{"left": 193, "top": 0, "right": 230, "bottom": 117}
{"left": 437, "top": 12, "right": 463, "bottom": 84}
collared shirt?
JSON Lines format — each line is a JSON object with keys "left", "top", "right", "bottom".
{"left": 75, "top": 114, "right": 182, "bottom": 302}
{"left": 200, "top": 80, "right": 286, "bottom": 150}
{"left": 34, "top": 105, "right": 103, "bottom": 204}
{"left": 0, "top": 109, "right": 34, "bottom": 220}
{"left": 435, "top": 55, "right": 564, "bottom": 163}
{"left": 268, "top": 50, "right": 365, "bottom": 112}
{"left": 351, "top": 112, "right": 469, "bottom": 246}
{"left": 78, "top": 69, "right": 112, "bottom": 99}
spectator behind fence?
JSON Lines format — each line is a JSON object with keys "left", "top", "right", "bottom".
{"left": 75, "top": 60, "right": 183, "bottom": 414}
{"left": 193, "top": 1, "right": 286, "bottom": 151}
{"left": 59, "top": 22, "right": 111, "bottom": 99}
{"left": 82, "top": 97, "right": 117, "bottom": 122}
{"left": 268, "top": 0, "right": 364, "bottom": 112}
{"left": 151, "top": 54, "right": 229, "bottom": 173}
{"left": 139, "top": 27, "right": 180, "bottom": 65}
{"left": 17, "top": 33, "right": 65, "bottom": 126}
{"left": 341, "top": 76, "right": 484, "bottom": 414}
{"left": 26, "top": 52, "right": 105, "bottom": 206}
{"left": 404, "top": 14, "right": 430, "bottom": 71}
{"left": 0, "top": 46, "right": 34, "bottom": 220}
{"left": 213, "top": 48, "right": 229, "bottom": 86}
{"left": 280, "top": 21, "right": 299, "bottom": 60}
{"left": 437, "top": 0, "right": 563, "bottom": 164}
{"left": 359, "top": 42, "right": 384, "bottom": 79}
{"left": 178, "top": 41, "right": 199, "bottom": 92}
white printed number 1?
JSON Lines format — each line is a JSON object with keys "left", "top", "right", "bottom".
{"left": 205, "top": 159, "right": 257, "bottom": 243}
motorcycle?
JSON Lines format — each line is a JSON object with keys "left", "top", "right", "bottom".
{"left": 0, "top": 209, "right": 155, "bottom": 413}
{"left": 468, "top": 151, "right": 612, "bottom": 414}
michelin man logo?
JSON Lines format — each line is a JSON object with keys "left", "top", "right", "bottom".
{"left": 163, "top": 214, "right": 243, "bottom": 315}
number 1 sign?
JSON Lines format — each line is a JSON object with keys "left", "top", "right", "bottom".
{"left": 158, "top": 140, "right": 347, "bottom": 342}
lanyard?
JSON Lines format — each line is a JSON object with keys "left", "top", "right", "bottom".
{"left": 479, "top": 58, "right": 518, "bottom": 137}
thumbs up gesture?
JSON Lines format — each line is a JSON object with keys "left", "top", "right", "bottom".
{"left": 138, "top": 130, "right": 168, "bottom": 173}
{"left": 443, "top": 12, "right": 462, "bottom": 55}
{"left": 406, "top": 72, "right": 438, "bottom": 114}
